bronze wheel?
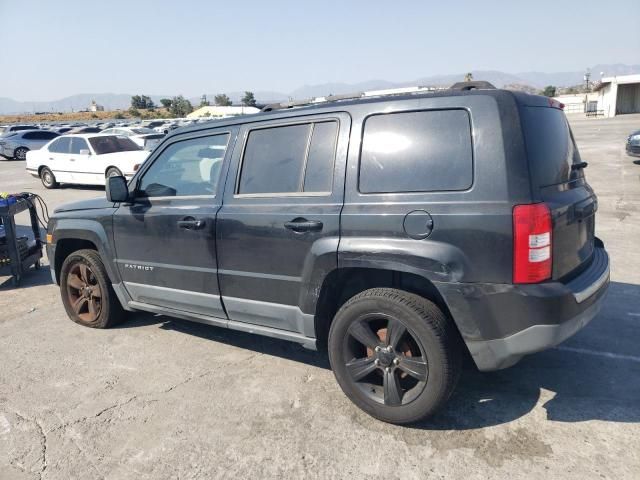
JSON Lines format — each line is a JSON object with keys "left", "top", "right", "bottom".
{"left": 66, "top": 262, "right": 103, "bottom": 323}
{"left": 60, "top": 249, "right": 126, "bottom": 328}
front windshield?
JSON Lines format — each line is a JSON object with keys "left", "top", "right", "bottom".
{"left": 131, "top": 128, "right": 155, "bottom": 135}
{"left": 88, "top": 135, "right": 141, "bottom": 155}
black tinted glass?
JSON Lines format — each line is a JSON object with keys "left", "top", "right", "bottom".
{"left": 359, "top": 110, "right": 473, "bottom": 193}
{"left": 303, "top": 122, "right": 337, "bottom": 192}
{"left": 520, "top": 106, "right": 583, "bottom": 187}
{"left": 239, "top": 124, "right": 311, "bottom": 194}
{"left": 89, "top": 136, "right": 140, "bottom": 154}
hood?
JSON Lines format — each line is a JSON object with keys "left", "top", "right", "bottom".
{"left": 54, "top": 196, "right": 115, "bottom": 213}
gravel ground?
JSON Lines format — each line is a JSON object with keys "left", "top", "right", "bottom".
{"left": 1, "top": 114, "right": 639, "bottom": 480}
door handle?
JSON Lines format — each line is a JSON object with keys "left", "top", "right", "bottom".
{"left": 177, "top": 217, "right": 206, "bottom": 230}
{"left": 284, "top": 218, "right": 323, "bottom": 233}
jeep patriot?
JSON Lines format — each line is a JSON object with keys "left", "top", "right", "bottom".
{"left": 44, "top": 83, "right": 610, "bottom": 424}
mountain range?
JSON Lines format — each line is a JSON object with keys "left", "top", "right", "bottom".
{"left": 1, "top": 64, "right": 638, "bottom": 114}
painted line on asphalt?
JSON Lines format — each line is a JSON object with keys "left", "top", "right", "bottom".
{"left": 555, "top": 346, "right": 640, "bottom": 363}
{"left": 627, "top": 312, "right": 640, "bottom": 317}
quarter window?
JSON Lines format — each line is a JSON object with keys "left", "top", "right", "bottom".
{"left": 359, "top": 110, "right": 473, "bottom": 193}
{"left": 138, "top": 134, "right": 230, "bottom": 197}
{"left": 238, "top": 121, "right": 338, "bottom": 195}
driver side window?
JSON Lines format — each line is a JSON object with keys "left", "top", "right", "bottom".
{"left": 138, "top": 133, "right": 230, "bottom": 197}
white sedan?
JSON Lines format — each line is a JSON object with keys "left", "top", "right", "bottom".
{"left": 26, "top": 134, "right": 150, "bottom": 189}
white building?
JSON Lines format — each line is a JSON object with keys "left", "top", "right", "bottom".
{"left": 187, "top": 105, "right": 260, "bottom": 119}
{"left": 89, "top": 100, "right": 104, "bottom": 112}
{"left": 552, "top": 93, "right": 600, "bottom": 115}
{"left": 593, "top": 74, "right": 640, "bottom": 117}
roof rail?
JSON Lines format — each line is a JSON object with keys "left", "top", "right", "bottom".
{"left": 260, "top": 85, "right": 445, "bottom": 112}
{"left": 449, "top": 81, "right": 496, "bottom": 91}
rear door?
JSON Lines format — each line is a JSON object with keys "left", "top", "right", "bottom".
{"left": 112, "top": 127, "right": 236, "bottom": 317}
{"left": 46, "top": 136, "right": 73, "bottom": 182}
{"left": 520, "top": 105, "right": 596, "bottom": 279}
{"left": 216, "top": 113, "right": 349, "bottom": 335}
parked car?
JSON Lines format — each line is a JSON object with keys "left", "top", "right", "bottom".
{"left": 100, "top": 127, "right": 165, "bottom": 150}
{"left": 52, "top": 126, "right": 74, "bottom": 134}
{"left": 44, "top": 84, "right": 609, "bottom": 425}
{"left": 0, "top": 125, "right": 39, "bottom": 137}
{"left": 0, "top": 130, "right": 60, "bottom": 160}
{"left": 153, "top": 122, "right": 179, "bottom": 134}
{"left": 626, "top": 129, "right": 640, "bottom": 157}
{"left": 26, "top": 134, "right": 150, "bottom": 188}
{"left": 64, "top": 126, "right": 103, "bottom": 135}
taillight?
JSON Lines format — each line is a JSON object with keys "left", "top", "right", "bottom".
{"left": 513, "top": 203, "right": 552, "bottom": 284}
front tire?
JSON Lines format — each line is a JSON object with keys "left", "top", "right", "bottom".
{"left": 328, "top": 288, "right": 462, "bottom": 424}
{"left": 60, "top": 249, "right": 126, "bottom": 328}
{"left": 14, "top": 147, "right": 28, "bottom": 161}
{"left": 106, "top": 167, "right": 123, "bottom": 178}
{"left": 40, "top": 167, "right": 58, "bottom": 189}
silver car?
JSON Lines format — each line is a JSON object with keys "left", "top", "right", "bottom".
{"left": 0, "top": 130, "right": 60, "bottom": 160}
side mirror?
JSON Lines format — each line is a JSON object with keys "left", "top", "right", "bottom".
{"left": 106, "top": 176, "right": 129, "bottom": 203}
{"left": 79, "top": 149, "right": 91, "bottom": 155}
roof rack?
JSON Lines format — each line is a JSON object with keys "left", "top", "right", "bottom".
{"left": 449, "top": 81, "right": 496, "bottom": 91}
{"left": 261, "top": 82, "right": 494, "bottom": 112}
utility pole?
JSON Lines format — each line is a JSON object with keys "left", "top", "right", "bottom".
{"left": 583, "top": 69, "right": 591, "bottom": 113}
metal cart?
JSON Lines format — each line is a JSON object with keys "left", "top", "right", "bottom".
{"left": 0, "top": 195, "right": 43, "bottom": 286}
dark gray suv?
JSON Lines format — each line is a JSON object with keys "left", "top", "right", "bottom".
{"left": 46, "top": 84, "right": 609, "bottom": 424}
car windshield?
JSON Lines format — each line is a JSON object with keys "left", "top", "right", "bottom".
{"left": 88, "top": 135, "right": 141, "bottom": 154}
{"left": 131, "top": 128, "right": 155, "bottom": 134}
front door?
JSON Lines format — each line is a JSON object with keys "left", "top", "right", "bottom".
{"left": 112, "top": 128, "right": 236, "bottom": 318}
{"left": 216, "top": 113, "right": 350, "bottom": 335}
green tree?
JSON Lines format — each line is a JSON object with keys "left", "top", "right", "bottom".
{"left": 241, "top": 91, "right": 257, "bottom": 107}
{"left": 542, "top": 85, "right": 557, "bottom": 97}
{"left": 159, "top": 98, "right": 173, "bottom": 109}
{"left": 169, "top": 95, "right": 193, "bottom": 117}
{"left": 130, "top": 95, "right": 155, "bottom": 109}
{"left": 128, "top": 107, "right": 140, "bottom": 117}
{"left": 114, "top": 112, "right": 125, "bottom": 119}
{"left": 464, "top": 72, "right": 473, "bottom": 82}
{"left": 214, "top": 94, "right": 232, "bottom": 106}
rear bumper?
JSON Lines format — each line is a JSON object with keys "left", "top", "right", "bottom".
{"left": 437, "top": 244, "right": 610, "bottom": 371}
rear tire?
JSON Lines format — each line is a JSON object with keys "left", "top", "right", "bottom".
{"left": 40, "top": 167, "right": 58, "bottom": 189}
{"left": 328, "top": 288, "right": 462, "bottom": 424}
{"left": 106, "top": 167, "right": 123, "bottom": 178}
{"left": 14, "top": 147, "right": 28, "bottom": 161}
{"left": 60, "top": 249, "right": 127, "bottom": 329}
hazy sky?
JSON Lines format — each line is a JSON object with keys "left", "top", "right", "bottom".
{"left": 0, "top": 0, "right": 638, "bottom": 101}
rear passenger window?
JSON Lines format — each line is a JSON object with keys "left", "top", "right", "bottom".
{"left": 48, "top": 137, "right": 71, "bottom": 154}
{"left": 238, "top": 121, "right": 337, "bottom": 195}
{"left": 359, "top": 110, "right": 473, "bottom": 193}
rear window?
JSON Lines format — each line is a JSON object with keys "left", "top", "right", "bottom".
{"left": 89, "top": 135, "right": 141, "bottom": 155}
{"left": 520, "top": 107, "right": 584, "bottom": 187}
{"left": 359, "top": 109, "right": 473, "bottom": 194}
